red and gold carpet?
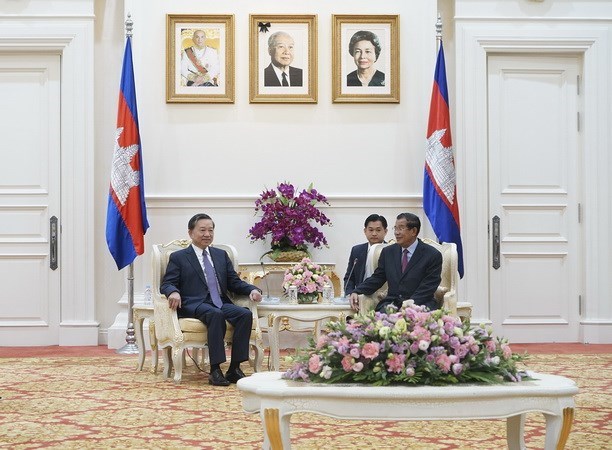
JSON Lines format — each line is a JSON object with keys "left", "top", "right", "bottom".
{"left": 0, "top": 344, "right": 610, "bottom": 449}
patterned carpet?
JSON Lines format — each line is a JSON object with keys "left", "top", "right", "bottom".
{"left": 0, "top": 348, "right": 610, "bottom": 449}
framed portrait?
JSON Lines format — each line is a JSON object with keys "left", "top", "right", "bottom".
{"left": 249, "top": 15, "right": 317, "bottom": 103}
{"left": 166, "top": 14, "right": 234, "bottom": 103}
{"left": 332, "top": 15, "right": 400, "bottom": 103}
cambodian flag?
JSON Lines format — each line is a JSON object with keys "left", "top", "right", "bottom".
{"left": 423, "top": 42, "right": 464, "bottom": 278}
{"left": 106, "top": 37, "right": 149, "bottom": 270}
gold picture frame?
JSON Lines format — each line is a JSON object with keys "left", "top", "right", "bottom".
{"left": 249, "top": 15, "right": 318, "bottom": 103}
{"left": 332, "top": 15, "right": 400, "bottom": 103}
{"left": 166, "top": 14, "right": 234, "bottom": 103}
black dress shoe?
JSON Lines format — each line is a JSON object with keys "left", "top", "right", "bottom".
{"left": 208, "top": 368, "right": 230, "bottom": 386}
{"left": 225, "top": 367, "right": 246, "bottom": 383}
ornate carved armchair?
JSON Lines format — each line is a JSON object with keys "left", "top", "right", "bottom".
{"left": 358, "top": 239, "right": 472, "bottom": 320}
{"left": 151, "top": 240, "right": 263, "bottom": 383}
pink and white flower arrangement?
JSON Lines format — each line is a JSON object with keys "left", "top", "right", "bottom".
{"left": 284, "top": 301, "right": 527, "bottom": 386}
{"left": 283, "top": 257, "right": 331, "bottom": 296}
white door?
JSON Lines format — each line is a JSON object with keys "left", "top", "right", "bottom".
{"left": 488, "top": 54, "right": 581, "bottom": 342}
{"left": 0, "top": 53, "right": 61, "bottom": 345}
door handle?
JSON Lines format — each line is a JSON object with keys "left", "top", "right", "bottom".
{"left": 50, "top": 216, "right": 58, "bottom": 270}
{"left": 492, "top": 215, "right": 500, "bottom": 270}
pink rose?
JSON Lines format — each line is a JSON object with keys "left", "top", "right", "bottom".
{"left": 341, "top": 355, "right": 354, "bottom": 372}
{"left": 308, "top": 354, "right": 322, "bottom": 374}
{"left": 435, "top": 354, "right": 452, "bottom": 373}
{"left": 385, "top": 353, "right": 406, "bottom": 373}
{"left": 361, "top": 342, "right": 380, "bottom": 359}
{"left": 502, "top": 344, "right": 512, "bottom": 359}
{"left": 353, "top": 362, "right": 364, "bottom": 372}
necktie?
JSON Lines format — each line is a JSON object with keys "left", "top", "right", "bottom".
{"left": 282, "top": 72, "right": 289, "bottom": 87}
{"left": 202, "top": 250, "right": 223, "bottom": 308}
{"left": 401, "top": 249, "right": 409, "bottom": 272}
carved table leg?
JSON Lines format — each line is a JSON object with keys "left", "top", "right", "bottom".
{"left": 133, "top": 311, "right": 146, "bottom": 371}
{"left": 544, "top": 407, "right": 574, "bottom": 450}
{"left": 506, "top": 413, "right": 526, "bottom": 450}
{"left": 262, "top": 407, "right": 291, "bottom": 450}
{"left": 149, "top": 319, "right": 158, "bottom": 373}
{"left": 269, "top": 314, "right": 281, "bottom": 371}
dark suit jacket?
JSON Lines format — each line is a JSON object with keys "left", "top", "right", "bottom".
{"left": 343, "top": 243, "right": 368, "bottom": 296}
{"left": 160, "top": 245, "right": 257, "bottom": 318}
{"left": 263, "top": 63, "right": 303, "bottom": 87}
{"left": 346, "top": 69, "right": 385, "bottom": 87}
{"left": 354, "top": 239, "right": 442, "bottom": 311}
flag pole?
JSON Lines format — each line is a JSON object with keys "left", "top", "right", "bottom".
{"left": 436, "top": 13, "right": 442, "bottom": 50}
{"left": 116, "top": 12, "right": 139, "bottom": 355}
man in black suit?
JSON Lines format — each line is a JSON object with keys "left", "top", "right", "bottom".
{"left": 161, "top": 213, "right": 262, "bottom": 386}
{"left": 263, "top": 31, "right": 303, "bottom": 87}
{"left": 349, "top": 213, "right": 442, "bottom": 312}
{"left": 343, "top": 214, "right": 388, "bottom": 296}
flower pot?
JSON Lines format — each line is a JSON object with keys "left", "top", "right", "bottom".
{"left": 268, "top": 248, "right": 310, "bottom": 262}
{"left": 297, "top": 293, "right": 319, "bottom": 304}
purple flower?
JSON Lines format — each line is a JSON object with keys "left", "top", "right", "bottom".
{"left": 249, "top": 182, "right": 331, "bottom": 250}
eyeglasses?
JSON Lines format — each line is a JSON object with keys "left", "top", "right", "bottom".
{"left": 393, "top": 225, "right": 416, "bottom": 232}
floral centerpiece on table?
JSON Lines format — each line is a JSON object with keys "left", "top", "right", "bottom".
{"left": 248, "top": 182, "right": 331, "bottom": 262}
{"left": 283, "top": 258, "right": 331, "bottom": 304}
{"left": 284, "top": 301, "right": 527, "bottom": 385}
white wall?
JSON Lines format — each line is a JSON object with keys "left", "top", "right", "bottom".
{"left": 100, "top": 0, "right": 442, "bottom": 346}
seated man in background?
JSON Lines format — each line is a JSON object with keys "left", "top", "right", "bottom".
{"left": 349, "top": 212, "right": 441, "bottom": 312}
{"left": 161, "top": 213, "right": 262, "bottom": 386}
{"left": 343, "top": 214, "right": 388, "bottom": 296}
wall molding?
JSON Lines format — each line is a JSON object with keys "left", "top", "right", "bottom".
{"left": 146, "top": 193, "right": 424, "bottom": 209}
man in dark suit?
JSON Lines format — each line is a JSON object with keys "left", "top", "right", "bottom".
{"left": 349, "top": 213, "right": 442, "bottom": 312}
{"left": 161, "top": 213, "right": 262, "bottom": 386}
{"left": 263, "top": 31, "right": 303, "bottom": 87}
{"left": 343, "top": 214, "right": 388, "bottom": 296}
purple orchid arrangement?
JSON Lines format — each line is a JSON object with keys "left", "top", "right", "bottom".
{"left": 284, "top": 301, "right": 527, "bottom": 386}
{"left": 248, "top": 182, "right": 332, "bottom": 251}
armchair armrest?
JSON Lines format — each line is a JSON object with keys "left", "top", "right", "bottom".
{"left": 357, "top": 283, "right": 388, "bottom": 313}
{"left": 152, "top": 292, "right": 184, "bottom": 346}
{"left": 358, "top": 294, "right": 378, "bottom": 313}
{"left": 442, "top": 290, "right": 457, "bottom": 317}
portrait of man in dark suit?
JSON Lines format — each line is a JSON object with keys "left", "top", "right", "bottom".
{"left": 263, "top": 31, "right": 303, "bottom": 87}
{"left": 349, "top": 212, "right": 442, "bottom": 312}
{"left": 160, "top": 213, "right": 262, "bottom": 386}
{"left": 343, "top": 214, "right": 388, "bottom": 296}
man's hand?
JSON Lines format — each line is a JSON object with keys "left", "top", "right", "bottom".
{"left": 168, "top": 292, "right": 181, "bottom": 311}
{"left": 249, "top": 289, "right": 263, "bottom": 303}
{"left": 349, "top": 292, "right": 360, "bottom": 312}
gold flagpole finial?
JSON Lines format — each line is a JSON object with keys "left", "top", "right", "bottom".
{"left": 125, "top": 13, "right": 133, "bottom": 38}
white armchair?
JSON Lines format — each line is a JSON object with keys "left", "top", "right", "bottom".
{"left": 151, "top": 240, "right": 263, "bottom": 383}
{"left": 358, "top": 239, "right": 472, "bottom": 320}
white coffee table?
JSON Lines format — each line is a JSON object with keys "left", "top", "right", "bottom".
{"left": 257, "top": 302, "right": 353, "bottom": 371}
{"left": 238, "top": 371, "right": 578, "bottom": 450}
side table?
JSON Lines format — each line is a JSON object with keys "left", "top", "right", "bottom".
{"left": 132, "top": 304, "right": 158, "bottom": 372}
{"left": 257, "top": 302, "right": 353, "bottom": 371}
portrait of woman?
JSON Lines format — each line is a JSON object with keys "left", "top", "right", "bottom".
{"left": 346, "top": 30, "right": 385, "bottom": 87}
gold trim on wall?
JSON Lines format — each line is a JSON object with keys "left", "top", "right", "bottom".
{"left": 166, "top": 14, "right": 235, "bottom": 103}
